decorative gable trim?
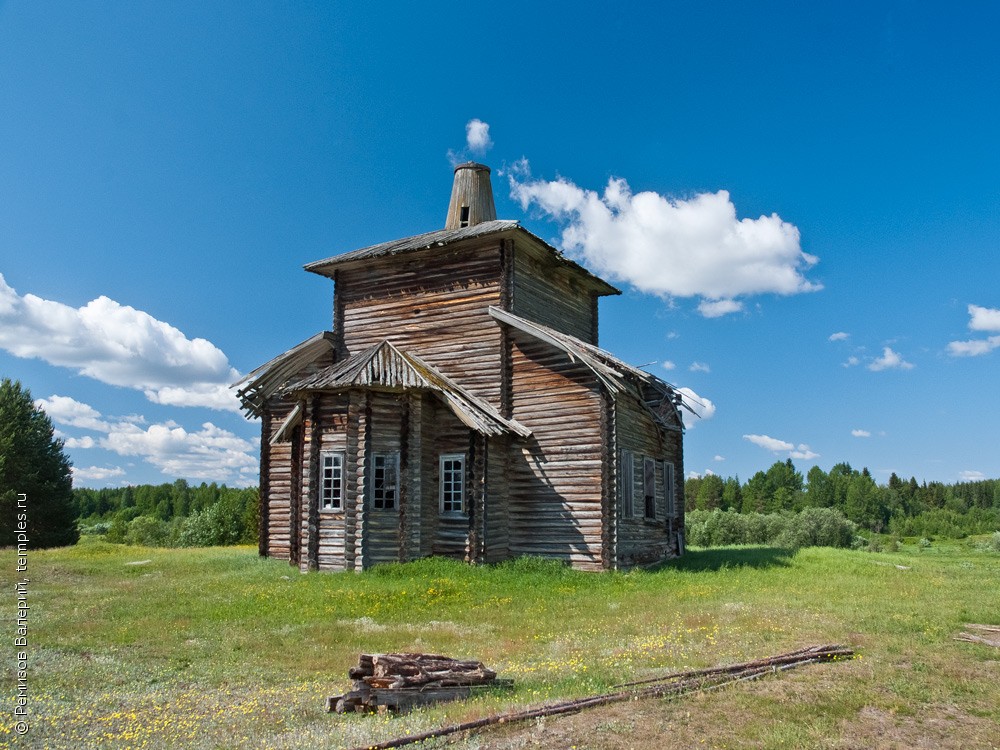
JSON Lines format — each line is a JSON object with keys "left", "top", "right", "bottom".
{"left": 287, "top": 340, "right": 531, "bottom": 439}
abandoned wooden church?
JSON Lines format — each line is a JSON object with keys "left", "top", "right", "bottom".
{"left": 236, "top": 162, "right": 686, "bottom": 572}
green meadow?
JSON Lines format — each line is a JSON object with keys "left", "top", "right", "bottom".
{"left": 2, "top": 539, "right": 999, "bottom": 749}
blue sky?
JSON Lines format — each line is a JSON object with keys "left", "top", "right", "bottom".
{"left": 1, "top": 2, "right": 997, "bottom": 488}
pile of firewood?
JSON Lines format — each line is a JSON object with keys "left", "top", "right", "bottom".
{"left": 328, "top": 653, "right": 509, "bottom": 714}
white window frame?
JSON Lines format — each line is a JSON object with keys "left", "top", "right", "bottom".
{"left": 620, "top": 449, "right": 635, "bottom": 518}
{"left": 643, "top": 456, "right": 657, "bottom": 520}
{"left": 663, "top": 461, "right": 676, "bottom": 518}
{"left": 439, "top": 453, "right": 466, "bottom": 516}
{"left": 320, "top": 451, "right": 345, "bottom": 511}
{"left": 370, "top": 452, "right": 399, "bottom": 511}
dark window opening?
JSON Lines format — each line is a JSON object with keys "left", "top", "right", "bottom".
{"left": 644, "top": 457, "right": 656, "bottom": 519}
{"left": 459, "top": 205, "right": 470, "bottom": 227}
{"left": 371, "top": 452, "right": 398, "bottom": 510}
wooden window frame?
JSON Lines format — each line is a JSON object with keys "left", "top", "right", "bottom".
{"left": 620, "top": 449, "right": 635, "bottom": 518}
{"left": 643, "top": 456, "right": 657, "bottom": 520}
{"left": 320, "top": 451, "right": 345, "bottom": 511}
{"left": 439, "top": 453, "right": 466, "bottom": 516}
{"left": 663, "top": 461, "right": 676, "bottom": 519}
{"left": 371, "top": 452, "right": 399, "bottom": 511}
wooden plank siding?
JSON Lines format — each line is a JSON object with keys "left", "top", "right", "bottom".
{"left": 366, "top": 392, "right": 403, "bottom": 566}
{"left": 336, "top": 244, "right": 505, "bottom": 407}
{"left": 508, "top": 334, "right": 605, "bottom": 571}
{"left": 315, "top": 395, "right": 349, "bottom": 571}
{"left": 511, "top": 240, "right": 598, "bottom": 344}
{"left": 426, "top": 403, "right": 476, "bottom": 561}
{"left": 614, "top": 392, "right": 683, "bottom": 567}
{"left": 263, "top": 399, "right": 296, "bottom": 561}
{"left": 484, "top": 434, "right": 510, "bottom": 563}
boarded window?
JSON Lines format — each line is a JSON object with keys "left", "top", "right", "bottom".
{"left": 320, "top": 451, "right": 345, "bottom": 511}
{"left": 371, "top": 452, "right": 399, "bottom": 511}
{"left": 644, "top": 457, "right": 656, "bottom": 519}
{"left": 620, "top": 450, "right": 635, "bottom": 518}
{"left": 663, "top": 461, "right": 676, "bottom": 518}
{"left": 439, "top": 453, "right": 466, "bottom": 515}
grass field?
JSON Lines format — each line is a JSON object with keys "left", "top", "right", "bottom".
{"left": 2, "top": 538, "right": 999, "bottom": 749}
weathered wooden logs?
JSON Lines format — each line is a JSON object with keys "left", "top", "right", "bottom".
{"left": 329, "top": 653, "right": 507, "bottom": 714}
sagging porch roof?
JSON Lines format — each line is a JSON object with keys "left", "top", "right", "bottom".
{"left": 488, "top": 306, "right": 688, "bottom": 431}
{"left": 233, "top": 335, "right": 530, "bottom": 439}
{"left": 232, "top": 331, "right": 336, "bottom": 418}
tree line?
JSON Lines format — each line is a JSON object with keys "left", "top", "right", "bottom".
{"left": 75, "top": 480, "right": 258, "bottom": 547}
{"left": 684, "top": 460, "right": 1000, "bottom": 538}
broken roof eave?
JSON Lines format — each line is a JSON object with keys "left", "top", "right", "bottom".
{"left": 232, "top": 331, "right": 337, "bottom": 418}
{"left": 488, "top": 306, "right": 686, "bottom": 433}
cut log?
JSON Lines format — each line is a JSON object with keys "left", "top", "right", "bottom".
{"left": 329, "top": 652, "right": 508, "bottom": 713}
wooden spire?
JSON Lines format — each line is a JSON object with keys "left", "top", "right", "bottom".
{"left": 445, "top": 162, "right": 496, "bottom": 229}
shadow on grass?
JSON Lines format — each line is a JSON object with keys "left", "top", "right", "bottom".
{"left": 653, "top": 546, "right": 796, "bottom": 572}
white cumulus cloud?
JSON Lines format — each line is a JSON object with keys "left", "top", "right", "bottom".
{"left": 868, "top": 347, "right": 914, "bottom": 371}
{"left": 465, "top": 119, "right": 493, "bottom": 154}
{"left": 677, "top": 386, "right": 715, "bottom": 426}
{"left": 100, "top": 420, "right": 257, "bottom": 482}
{"left": 789, "top": 446, "right": 819, "bottom": 460}
{"left": 958, "top": 470, "right": 986, "bottom": 481}
{"left": 969, "top": 304, "right": 1000, "bottom": 332}
{"left": 829, "top": 332, "right": 850, "bottom": 342}
{"left": 0, "top": 274, "right": 242, "bottom": 411}
{"left": 698, "top": 299, "right": 744, "bottom": 318}
{"left": 744, "top": 434, "right": 794, "bottom": 452}
{"left": 509, "top": 162, "right": 820, "bottom": 317}
{"left": 35, "top": 395, "right": 111, "bottom": 431}
{"left": 71, "top": 466, "right": 126, "bottom": 482}
{"left": 851, "top": 429, "right": 871, "bottom": 438}
{"left": 661, "top": 360, "right": 676, "bottom": 371}
{"left": 948, "top": 337, "right": 1000, "bottom": 356}
{"left": 689, "top": 361, "right": 711, "bottom": 373}
{"left": 38, "top": 394, "right": 258, "bottom": 485}
{"left": 948, "top": 304, "right": 1000, "bottom": 357}
{"left": 64, "top": 435, "right": 98, "bottom": 449}
{"left": 744, "top": 434, "right": 820, "bottom": 461}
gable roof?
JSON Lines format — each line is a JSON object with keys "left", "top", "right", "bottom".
{"left": 488, "top": 306, "right": 687, "bottom": 432}
{"left": 303, "top": 220, "right": 619, "bottom": 296}
{"left": 287, "top": 340, "right": 530, "bottom": 438}
{"left": 235, "top": 336, "right": 530, "bottom": 438}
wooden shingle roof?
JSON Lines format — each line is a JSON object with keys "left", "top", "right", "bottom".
{"left": 488, "top": 306, "right": 687, "bottom": 431}
{"left": 287, "top": 340, "right": 530, "bottom": 438}
{"left": 303, "top": 221, "right": 619, "bottom": 296}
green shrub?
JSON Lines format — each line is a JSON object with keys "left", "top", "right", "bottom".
{"left": 179, "top": 501, "right": 246, "bottom": 547}
{"left": 79, "top": 521, "right": 111, "bottom": 536}
{"left": 124, "top": 515, "right": 171, "bottom": 547}
{"left": 686, "top": 507, "right": 857, "bottom": 549}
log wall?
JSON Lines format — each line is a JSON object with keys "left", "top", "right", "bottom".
{"left": 424, "top": 402, "right": 475, "bottom": 561}
{"left": 367, "top": 392, "right": 403, "bottom": 566}
{"left": 614, "top": 392, "right": 683, "bottom": 567}
{"left": 310, "top": 395, "right": 349, "bottom": 571}
{"left": 511, "top": 241, "right": 598, "bottom": 344}
{"left": 337, "top": 244, "right": 504, "bottom": 406}
{"left": 263, "top": 399, "right": 297, "bottom": 561}
{"left": 507, "top": 333, "right": 605, "bottom": 571}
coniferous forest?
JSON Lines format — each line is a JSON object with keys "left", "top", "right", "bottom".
{"left": 73, "top": 480, "right": 258, "bottom": 547}
{"left": 684, "top": 460, "right": 1000, "bottom": 546}
{"left": 70, "top": 461, "right": 1000, "bottom": 550}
